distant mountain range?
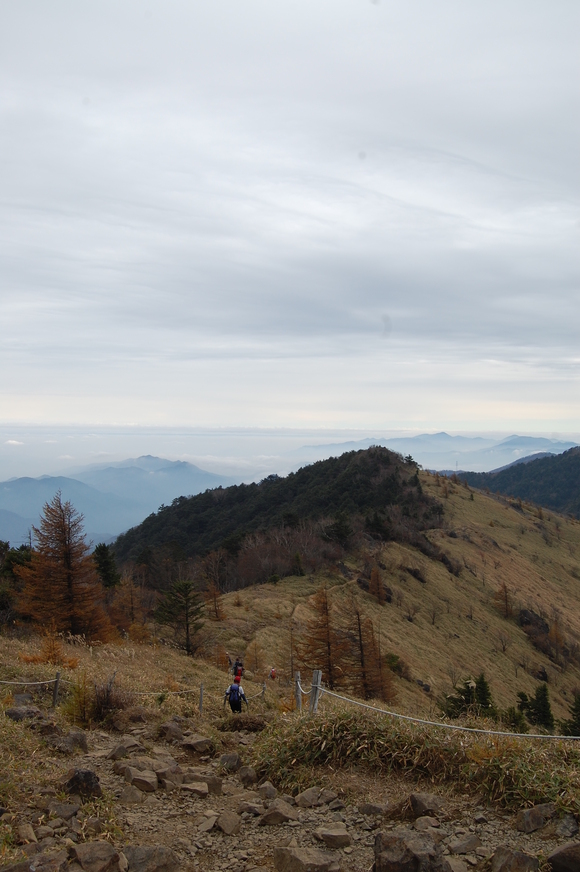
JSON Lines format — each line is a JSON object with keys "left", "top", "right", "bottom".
{"left": 0, "top": 456, "right": 235, "bottom": 546}
{"left": 459, "top": 447, "right": 580, "bottom": 518}
{"left": 293, "top": 433, "right": 578, "bottom": 473}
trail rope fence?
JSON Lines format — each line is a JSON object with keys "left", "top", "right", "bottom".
{"left": 297, "top": 678, "right": 580, "bottom": 742}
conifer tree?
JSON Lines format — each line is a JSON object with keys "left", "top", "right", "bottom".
{"left": 299, "top": 584, "right": 348, "bottom": 689}
{"left": 155, "top": 578, "right": 204, "bottom": 656}
{"left": 560, "top": 691, "right": 580, "bottom": 736}
{"left": 15, "top": 492, "right": 111, "bottom": 639}
{"left": 93, "top": 543, "right": 121, "bottom": 589}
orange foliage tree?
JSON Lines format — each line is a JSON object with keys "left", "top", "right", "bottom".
{"left": 299, "top": 584, "right": 348, "bottom": 690}
{"left": 15, "top": 492, "right": 112, "bottom": 640}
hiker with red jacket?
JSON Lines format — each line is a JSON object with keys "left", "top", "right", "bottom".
{"left": 224, "top": 679, "right": 248, "bottom": 714}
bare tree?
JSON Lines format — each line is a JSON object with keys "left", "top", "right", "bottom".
{"left": 497, "top": 631, "right": 511, "bottom": 654}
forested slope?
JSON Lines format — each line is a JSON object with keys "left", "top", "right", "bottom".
{"left": 459, "top": 447, "right": 580, "bottom": 517}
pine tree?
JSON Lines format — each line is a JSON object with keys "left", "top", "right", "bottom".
{"left": 299, "top": 584, "right": 348, "bottom": 689}
{"left": 518, "top": 683, "right": 554, "bottom": 731}
{"left": 93, "top": 543, "right": 121, "bottom": 589}
{"left": 15, "top": 492, "right": 111, "bottom": 639}
{"left": 155, "top": 578, "right": 204, "bottom": 655}
{"left": 560, "top": 691, "right": 580, "bottom": 736}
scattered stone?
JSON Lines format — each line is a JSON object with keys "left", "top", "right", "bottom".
{"left": 516, "top": 803, "right": 557, "bottom": 834}
{"left": 257, "top": 781, "right": 277, "bottom": 800}
{"left": 319, "top": 789, "right": 338, "bottom": 805}
{"left": 61, "top": 769, "right": 102, "bottom": 799}
{"left": 410, "top": 793, "right": 445, "bottom": 819}
{"left": 539, "top": 814, "right": 579, "bottom": 840}
{"left": 180, "top": 782, "right": 208, "bottom": 798}
{"left": 447, "top": 860, "right": 469, "bottom": 872}
{"left": 374, "top": 827, "right": 452, "bottom": 872}
{"left": 473, "top": 813, "right": 488, "bottom": 824}
{"left": 314, "top": 824, "right": 351, "bottom": 848}
{"left": 107, "top": 745, "right": 129, "bottom": 761}
{"left": 5, "top": 706, "right": 42, "bottom": 722}
{"left": 491, "top": 845, "right": 539, "bottom": 872}
{"left": 69, "top": 841, "right": 120, "bottom": 872}
{"left": 415, "top": 816, "right": 440, "bottom": 831}
{"left": 238, "top": 801, "right": 263, "bottom": 816}
{"left": 125, "top": 769, "right": 158, "bottom": 793}
{"left": 359, "top": 802, "right": 385, "bottom": 817}
{"left": 48, "top": 801, "right": 80, "bottom": 820}
{"left": 118, "top": 786, "right": 145, "bottom": 805}
{"left": 123, "top": 845, "right": 179, "bottom": 872}
{"left": 295, "top": 787, "right": 321, "bottom": 808}
{"left": 220, "top": 752, "right": 242, "bottom": 771}
{"left": 217, "top": 810, "right": 242, "bottom": 835}
{"left": 197, "top": 815, "right": 218, "bottom": 833}
{"left": 181, "top": 735, "right": 212, "bottom": 754}
{"left": 159, "top": 722, "right": 183, "bottom": 742}
{"left": 238, "top": 766, "right": 257, "bottom": 787}
{"left": 259, "top": 799, "right": 301, "bottom": 826}
{"left": 328, "top": 799, "right": 345, "bottom": 812}
{"left": 546, "top": 841, "right": 580, "bottom": 872}
{"left": 17, "top": 824, "right": 37, "bottom": 844}
{"left": 448, "top": 835, "right": 482, "bottom": 854}
{"left": 273, "top": 846, "right": 340, "bottom": 872}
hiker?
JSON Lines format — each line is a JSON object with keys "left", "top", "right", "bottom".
{"left": 224, "top": 679, "right": 248, "bottom": 714}
{"left": 269, "top": 667, "right": 277, "bottom": 680}
{"left": 232, "top": 657, "right": 244, "bottom": 681}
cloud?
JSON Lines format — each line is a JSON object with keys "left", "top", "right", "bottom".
{"left": 5, "top": 440, "right": 24, "bottom": 445}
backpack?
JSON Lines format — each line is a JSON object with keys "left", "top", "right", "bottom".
{"left": 229, "top": 684, "right": 240, "bottom": 703}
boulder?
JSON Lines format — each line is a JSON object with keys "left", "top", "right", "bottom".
{"left": 491, "top": 845, "right": 539, "bottom": 872}
{"left": 319, "top": 789, "right": 338, "bottom": 805}
{"left": 4, "top": 850, "right": 70, "bottom": 872}
{"left": 69, "top": 841, "right": 120, "bottom": 872}
{"left": 314, "top": 824, "right": 351, "bottom": 848}
{"left": 238, "top": 766, "right": 258, "bottom": 787}
{"left": 539, "top": 814, "right": 579, "bottom": 840}
{"left": 159, "top": 722, "right": 183, "bottom": 742}
{"left": 359, "top": 802, "right": 386, "bottom": 817}
{"left": 216, "top": 810, "right": 242, "bottom": 835}
{"left": 295, "top": 787, "right": 321, "bottom": 808}
{"left": 410, "top": 793, "right": 445, "bottom": 819}
{"left": 61, "top": 769, "right": 102, "bottom": 799}
{"left": 448, "top": 835, "right": 481, "bottom": 854}
{"left": 374, "top": 827, "right": 452, "bottom": 872}
{"left": 5, "top": 706, "right": 42, "bottom": 722}
{"left": 119, "top": 786, "right": 145, "bottom": 805}
{"left": 546, "top": 842, "right": 580, "bottom": 872}
{"left": 125, "top": 769, "right": 158, "bottom": 793}
{"left": 180, "top": 782, "right": 208, "bottom": 798}
{"left": 181, "top": 735, "right": 212, "bottom": 754}
{"left": 273, "top": 846, "right": 340, "bottom": 872}
{"left": 257, "top": 781, "right": 277, "bottom": 800}
{"left": 238, "top": 801, "right": 263, "bottom": 816}
{"left": 259, "top": 799, "right": 300, "bottom": 826}
{"left": 123, "top": 846, "right": 179, "bottom": 872}
{"left": 220, "top": 752, "right": 241, "bottom": 771}
{"left": 516, "top": 803, "right": 557, "bottom": 833}
{"left": 48, "top": 800, "right": 80, "bottom": 820}
{"left": 17, "top": 824, "right": 37, "bottom": 844}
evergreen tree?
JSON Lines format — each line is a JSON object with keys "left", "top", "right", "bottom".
{"left": 299, "top": 584, "right": 348, "bottom": 689}
{"left": 93, "top": 543, "right": 121, "bottom": 589}
{"left": 560, "top": 691, "right": 580, "bottom": 737}
{"left": 442, "top": 673, "right": 495, "bottom": 719}
{"left": 475, "top": 672, "right": 495, "bottom": 713}
{"left": 518, "top": 683, "right": 554, "bottom": 731}
{"left": 155, "top": 578, "right": 204, "bottom": 656}
{"left": 15, "top": 492, "right": 111, "bottom": 639}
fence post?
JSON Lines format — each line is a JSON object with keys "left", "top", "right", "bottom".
{"left": 294, "top": 671, "right": 302, "bottom": 713}
{"left": 199, "top": 683, "right": 204, "bottom": 715}
{"left": 52, "top": 671, "right": 61, "bottom": 708}
{"left": 309, "top": 670, "right": 322, "bottom": 715}
{"left": 262, "top": 682, "right": 266, "bottom": 700}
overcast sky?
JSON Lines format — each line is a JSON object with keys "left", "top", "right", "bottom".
{"left": 1, "top": 1, "right": 579, "bottom": 444}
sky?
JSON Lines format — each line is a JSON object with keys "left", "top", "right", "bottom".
{"left": 1, "top": 1, "right": 579, "bottom": 464}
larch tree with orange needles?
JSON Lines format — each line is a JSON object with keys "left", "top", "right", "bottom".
{"left": 15, "top": 492, "right": 112, "bottom": 640}
{"left": 299, "top": 584, "right": 348, "bottom": 690}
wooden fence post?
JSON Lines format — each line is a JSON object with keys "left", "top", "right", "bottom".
{"left": 294, "top": 671, "right": 302, "bottom": 713}
{"left": 261, "top": 682, "right": 266, "bottom": 700}
{"left": 199, "top": 683, "right": 204, "bottom": 715}
{"left": 52, "top": 671, "right": 61, "bottom": 708}
{"left": 309, "top": 670, "right": 322, "bottom": 714}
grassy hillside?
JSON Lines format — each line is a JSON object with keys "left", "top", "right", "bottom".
{"left": 459, "top": 447, "right": 580, "bottom": 518}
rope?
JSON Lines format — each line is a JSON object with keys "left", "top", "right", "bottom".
{"left": 131, "top": 688, "right": 199, "bottom": 697}
{"left": 297, "top": 680, "right": 312, "bottom": 695}
{"left": 0, "top": 678, "right": 59, "bottom": 687}
{"left": 315, "top": 684, "right": 580, "bottom": 742}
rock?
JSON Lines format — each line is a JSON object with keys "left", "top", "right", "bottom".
{"left": 238, "top": 766, "right": 257, "bottom": 787}
{"left": 539, "top": 814, "right": 579, "bottom": 840}
{"left": 257, "top": 781, "right": 277, "bottom": 800}
{"left": 159, "top": 722, "right": 183, "bottom": 742}
{"left": 123, "top": 846, "right": 179, "bottom": 872}
{"left": 197, "top": 815, "right": 218, "bottom": 833}
{"left": 181, "top": 735, "right": 212, "bottom": 754}
{"left": 448, "top": 835, "right": 481, "bottom": 854}
{"left": 259, "top": 799, "right": 301, "bottom": 826}
{"left": 491, "top": 845, "right": 539, "bottom": 872}
{"left": 5, "top": 706, "right": 42, "bottom": 721}
{"left": 447, "top": 860, "right": 469, "bottom": 872}
{"left": 48, "top": 800, "right": 80, "bottom": 820}
{"left": 69, "top": 841, "right": 120, "bottom": 872}
{"left": 32, "top": 850, "right": 71, "bottom": 872}
{"left": 328, "top": 799, "right": 345, "bottom": 811}
{"left": 238, "top": 801, "right": 263, "bottom": 816}
{"left": 119, "top": 786, "right": 145, "bottom": 804}
{"left": 273, "top": 846, "right": 340, "bottom": 872}
{"left": 415, "top": 817, "right": 440, "bottom": 831}
{"left": 374, "top": 827, "right": 452, "bottom": 872}
{"left": 125, "top": 768, "right": 158, "bottom": 793}
{"left": 295, "top": 787, "right": 321, "bottom": 808}
{"left": 217, "top": 810, "right": 242, "bottom": 835}
{"left": 410, "top": 793, "right": 445, "bottom": 819}
{"left": 319, "top": 789, "right": 338, "bottom": 805}
{"left": 119, "top": 735, "right": 144, "bottom": 752}
{"left": 359, "top": 802, "right": 385, "bottom": 816}
{"left": 546, "top": 842, "right": 580, "bottom": 872}
{"left": 220, "top": 752, "right": 242, "bottom": 771}
{"left": 49, "top": 729, "right": 89, "bottom": 755}
{"left": 107, "top": 745, "right": 129, "bottom": 761}
{"left": 61, "top": 769, "right": 102, "bottom": 799}
{"left": 17, "top": 824, "right": 37, "bottom": 844}
{"left": 314, "top": 824, "right": 351, "bottom": 848}
{"left": 180, "top": 782, "right": 208, "bottom": 798}
{"left": 516, "top": 803, "right": 557, "bottom": 833}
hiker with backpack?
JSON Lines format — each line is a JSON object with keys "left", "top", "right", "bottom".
{"left": 224, "top": 679, "right": 248, "bottom": 714}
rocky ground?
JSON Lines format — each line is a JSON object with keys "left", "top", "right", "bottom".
{"left": 2, "top": 704, "right": 580, "bottom": 872}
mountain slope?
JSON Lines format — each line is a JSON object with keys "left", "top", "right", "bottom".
{"left": 459, "top": 447, "right": 580, "bottom": 517}
{"left": 113, "top": 447, "right": 440, "bottom": 562}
